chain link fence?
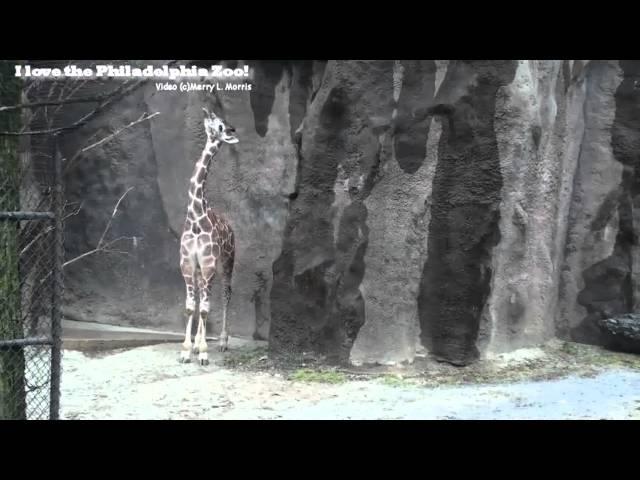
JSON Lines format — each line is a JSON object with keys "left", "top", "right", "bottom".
{"left": 1, "top": 60, "right": 170, "bottom": 419}
{"left": 0, "top": 143, "right": 63, "bottom": 420}
{"left": 0, "top": 66, "right": 63, "bottom": 419}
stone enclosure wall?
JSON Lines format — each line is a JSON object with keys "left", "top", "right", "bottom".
{"left": 53, "top": 60, "right": 640, "bottom": 365}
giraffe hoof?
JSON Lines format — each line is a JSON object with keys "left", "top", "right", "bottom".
{"left": 198, "top": 352, "right": 209, "bottom": 366}
{"left": 218, "top": 344, "right": 228, "bottom": 353}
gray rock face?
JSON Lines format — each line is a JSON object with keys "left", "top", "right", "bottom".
{"left": 557, "top": 61, "right": 624, "bottom": 344}
{"left": 482, "top": 60, "right": 594, "bottom": 356}
{"left": 270, "top": 61, "right": 394, "bottom": 362}
{"left": 561, "top": 61, "right": 640, "bottom": 346}
{"left": 416, "top": 61, "right": 518, "bottom": 365}
{"left": 48, "top": 59, "right": 640, "bottom": 366}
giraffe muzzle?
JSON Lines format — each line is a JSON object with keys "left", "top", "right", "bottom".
{"left": 222, "top": 127, "right": 239, "bottom": 144}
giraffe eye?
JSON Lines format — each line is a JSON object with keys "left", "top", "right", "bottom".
{"left": 219, "top": 125, "right": 224, "bottom": 132}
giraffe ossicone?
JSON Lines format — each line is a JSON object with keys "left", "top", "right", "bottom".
{"left": 179, "top": 107, "right": 237, "bottom": 365}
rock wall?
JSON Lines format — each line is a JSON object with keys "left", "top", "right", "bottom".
{"left": 60, "top": 60, "right": 321, "bottom": 340}
{"left": 50, "top": 59, "right": 640, "bottom": 365}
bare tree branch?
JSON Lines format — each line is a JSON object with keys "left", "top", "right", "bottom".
{"left": 63, "top": 112, "right": 160, "bottom": 175}
{"left": 53, "top": 78, "right": 90, "bottom": 117}
{"left": 61, "top": 248, "right": 98, "bottom": 269}
{"left": 97, "top": 187, "right": 133, "bottom": 249}
{"left": 19, "top": 201, "right": 83, "bottom": 258}
{"left": 62, "top": 236, "right": 135, "bottom": 269}
{"left": 0, "top": 59, "right": 181, "bottom": 118}
{"left": 0, "top": 86, "right": 134, "bottom": 113}
{"left": 83, "top": 112, "right": 159, "bottom": 154}
{"left": 25, "top": 379, "right": 49, "bottom": 393}
{"left": 9, "top": 62, "right": 183, "bottom": 291}
{"left": 0, "top": 78, "right": 148, "bottom": 136}
{"left": 37, "top": 188, "right": 136, "bottom": 285}
{"left": 104, "top": 236, "right": 137, "bottom": 248}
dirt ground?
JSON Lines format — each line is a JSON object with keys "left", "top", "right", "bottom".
{"left": 58, "top": 338, "right": 640, "bottom": 420}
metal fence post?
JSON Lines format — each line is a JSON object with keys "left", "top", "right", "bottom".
{"left": 49, "top": 135, "right": 63, "bottom": 420}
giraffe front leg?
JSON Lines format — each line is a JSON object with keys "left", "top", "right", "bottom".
{"left": 197, "top": 270, "right": 215, "bottom": 366}
{"left": 197, "top": 311, "right": 209, "bottom": 366}
{"left": 193, "top": 321, "right": 202, "bottom": 355}
{"left": 180, "top": 282, "right": 196, "bottom": 364}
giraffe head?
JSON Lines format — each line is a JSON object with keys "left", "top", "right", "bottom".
{"left": 202, "top": 108, "right": 239, "bottom": 144}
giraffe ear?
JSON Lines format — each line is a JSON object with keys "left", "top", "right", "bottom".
{"left": 203, "top": 107, "right": 219, "bottom": 119}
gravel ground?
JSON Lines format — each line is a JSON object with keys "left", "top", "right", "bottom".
{"left": 57, "top": 339, "right": 640, "bottom": 420}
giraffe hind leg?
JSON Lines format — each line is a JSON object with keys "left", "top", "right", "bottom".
{"left": 193, "top": 270, "right": 204, "bottom": 354}
{"left": 197, "top": 265, "right": 216, "bottom": 366}
{"left": 180, "top": 262, "right": 197, "bottom": 364}
{"left": 219, "top": 254, "right": 234, "bottom": 352}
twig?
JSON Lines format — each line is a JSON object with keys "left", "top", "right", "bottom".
{"left": 0, "top": 85, "right": 130, "bottom": 112}
{"left": 84, "top": 112, "right": 159, "bottom": 154}
{"left": 0, "top": 79, "right": 147, "bottom": 136}
{"left": 103, "top": 235, "right": 137, "bottom": 248}
{"left": 64, "top": 112, "right": 160, "bottom": 175}
{"left": 53, "top": 78, "right": 90, "bottom": 117}
{"left": 19, "top": 202, "right": 83, "bottom": 258}
{"left": 97, "top": 187, "right": 133, "bottom": 249}
{"left": 61, "top": 248, "right": 98, "bottom": 269}
{"left": 61, "top": 236, "right": 135, "bottom": 269}
{"left": 0, "top": 59, "right": 181, "bottom": 119}
{"left": 101, "top": 247, "right": 134, "bottom": 257}
{"left": 25, "top": 379, "right": 49, "bottom": 393}
{"left": 37, "top": 189, "right": 135, "bottom": 285}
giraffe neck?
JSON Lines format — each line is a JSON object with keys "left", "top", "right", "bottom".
{"left": 187, "top": 139, "right": 220, "bottom": 220}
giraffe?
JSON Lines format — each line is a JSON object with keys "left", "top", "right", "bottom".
{"left": 179, "top": 107, "right": 238, "bottom": 365}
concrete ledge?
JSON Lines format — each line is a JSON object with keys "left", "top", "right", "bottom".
{"left": 63, "top": 338, "right": 183, "bottom": 353}
{"left": 62, "top": 319, "right": 218, "bottom": 353}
